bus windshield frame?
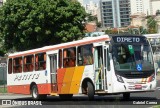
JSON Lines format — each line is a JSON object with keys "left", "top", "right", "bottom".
{"left": 110, "top": 35, "right": 155, "bottom": 78}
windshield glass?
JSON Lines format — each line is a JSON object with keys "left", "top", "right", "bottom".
{"left": 112, "top": 44, "right": 154, "bottom": 71}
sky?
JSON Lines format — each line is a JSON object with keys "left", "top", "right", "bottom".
{"left": 83, "top": 0, "right": 99, "bottom": 4}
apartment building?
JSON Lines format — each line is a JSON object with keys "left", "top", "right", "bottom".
{"left": 0, "top": 0, "right": 3, "bottom": 6}
{"left": 77, "top": 0, "right": 84, "bottom": 6}
{"left": 130, "top": 0, "right": 160, "bottom": 15}
{"left": 100, "top": 0, "right": 130, "bottom": 28}
{"left": 84, "top": 1, "right": 98, "bottom": 16}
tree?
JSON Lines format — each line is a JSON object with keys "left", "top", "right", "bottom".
{"left": 105, "top": 29, "right": 112, "bottom": 34}
{"left": 147, "top": 16, "right": 157, "bottom": 34}
{"left": 86, "top": 13, "right": 97, "bottom": 22}
{"left": 0, "top": 0, "right": 87, "bottom": 51}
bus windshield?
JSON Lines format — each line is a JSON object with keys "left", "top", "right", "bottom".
{"left": 112, "top": 44, "right": 154, "bottom": 72}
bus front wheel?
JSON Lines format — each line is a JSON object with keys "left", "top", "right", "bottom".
{"left": 87, "top": 82, "right": 94, "bottom": 100}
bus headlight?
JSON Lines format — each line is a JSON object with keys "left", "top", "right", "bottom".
{"left": 116, "top": 75, "right": 124, "bottom": 83}
{"left": 150, "top": 74, "right": 155, "bottom": 82}
{"left": 148, "top": 74, "right": 155, "bottom": 82}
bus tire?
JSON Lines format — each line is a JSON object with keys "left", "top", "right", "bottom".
{"left": 31, "top": 85, "right": 40, "bottom": 100}
{"left": 59, "top": 94, "right": 73, "bottom": 100}
{"left": 87, "top": 82, "right": 94, "bottom": 100}
{"left": 31, "top": 85, "right": 47, "bottom": 100}
{"left": 123, "top": 93, "right": 130, "bottom": 100}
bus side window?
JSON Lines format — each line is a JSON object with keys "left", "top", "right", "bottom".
{"left": 107, "top": 48, "right": 110, "bottom": 71}
{"left": 24, "top": 57, "right": 27, "bottom": 72}
{"left": 23, "top": 55, "right": 34, "bottom": 72}
{"left": 77, "top": 44, "right": 93, "bottom": 66}
{"left": 63, "top": 47, "right": 76, "bottom": 68}
{"left": 63, "top": 50, "right": 68, "bottom": 68}
{"left": 68, "top": 48, "right": 76, "bottom": 67}
{"left": 59, "top": 49, "right": 62, "bottom": 68}
{"left": 35, "top": 55, "right": 38, "bottom": 71}
{"left": 8, "top": 58, "right": 12, "bottom": 74}
{"left": 35, "top": 53, "right": 46, "bottom": 71}
{"left": 43, "top": 53, "right": 46, "bottom": 69}
{"left": 13, "top": 57, "right": 22, "bottom": 73}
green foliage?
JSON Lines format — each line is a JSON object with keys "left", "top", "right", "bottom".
{"left": 96, "top": 21, "right": 101, "bottom": 28}
{"left": 147, "top": 16, "right": 157, "bottom": 34}
{"left": 86, "top": 13, "right": 97, "bottom": 22}
{"left": 105, "top": 29, "right": 112, "bottom": 34}
{"left": 0, "top": 86, "right": 7, "bottom": 93}
{"left": 0, "top": 50, "right": 5, "bottom": 56}
{"left": 0, "top": 0, "right": 86, "bottom": 51}
{"left": 105, "top": 29, "right": 118, "bottom": 34}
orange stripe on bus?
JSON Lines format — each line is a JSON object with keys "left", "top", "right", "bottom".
{"left": 60, "top": 67, "right": 75, "bottom": 94}
{"left": 69, "top": 66, "right": 85, "bottom": 94}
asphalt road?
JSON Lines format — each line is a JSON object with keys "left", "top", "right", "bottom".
{"left": 0, "top": 78, "right": 160, "bottom": 108}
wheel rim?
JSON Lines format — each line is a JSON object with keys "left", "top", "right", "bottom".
{"left": 33, "top": 87, "right": 38, "bottom": 98}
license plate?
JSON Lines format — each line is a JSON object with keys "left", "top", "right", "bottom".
{"left": 135, "top": 85, "right": 142, "bottom": 89}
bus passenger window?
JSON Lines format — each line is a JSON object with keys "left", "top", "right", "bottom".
{"left": 13, "top": 57, "right": 22, "bottom": 73}
{"left": 8, "top": 59, "right": 12, "bottom": 74}
{"left": 35, "top": 53, "right": 46, "bottom": 71}
{"left": 23, "top": 55, "right": 34, "bottom": 72}
{"left": 63, "top": 47, "right": 76, "bottom": 68}
{"left": 59, "top": 50, "right": 62, "bottom": 68}
{"left": 77, "top": 44, "right": 93, "bottom": 66}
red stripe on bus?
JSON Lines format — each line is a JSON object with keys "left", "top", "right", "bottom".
{"left": 7, "top": 83, "right": 51, "bottom": 94}
{"left": 57, "top": 68, "right": 66, "bottom": 93}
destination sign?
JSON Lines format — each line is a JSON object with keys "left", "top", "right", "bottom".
{"left": 112, "top": 36, "right": 147, "bottom": 43}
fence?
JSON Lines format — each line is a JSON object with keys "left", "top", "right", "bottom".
{"left": 0, "top": 57, "right": 7, "bottom": 93}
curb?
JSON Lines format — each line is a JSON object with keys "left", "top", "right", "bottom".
{"left": 0, "top": 93, "right": 13, "bottom": 95}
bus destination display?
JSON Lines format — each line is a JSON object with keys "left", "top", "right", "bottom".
{"left": 112, "top": 36, "right": 147, "bottom": 43}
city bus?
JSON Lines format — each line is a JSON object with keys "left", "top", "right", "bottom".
{"left": 7, "top": 34, "right": 156, "bottom": 100}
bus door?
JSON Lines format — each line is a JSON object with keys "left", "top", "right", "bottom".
{"left": 94, "top": 45, "right": 108, "bottom": 91}
{"left": 50, "top": 53, "right": 58, "bottom": 93}
{"left": 103, "top": 45, "right": 111, "bottom": 91}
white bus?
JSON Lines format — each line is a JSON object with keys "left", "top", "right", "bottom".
{"left": 7, "top": 34, "right": 156, "bottom": 100}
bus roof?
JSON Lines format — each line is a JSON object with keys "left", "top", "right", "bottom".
{"left": 109, "top": 34, "right": 146, "bottom": 37}
{"left": 8, "top": 35, "right": 110, "bottom": 58}
{"left": 143, "top": 33, "right": 160, "bottom": 38}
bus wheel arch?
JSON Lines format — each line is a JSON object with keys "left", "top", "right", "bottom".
{"left": 30, "top": 82, "right": 47, "bottom": 100}
{"left": 30, "top": 82, "right": 37, "bottom": 94}
{"left": 81, "top": 78, "right": 95, "bottom": 100}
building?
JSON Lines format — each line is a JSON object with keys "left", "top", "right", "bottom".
{"left": 0, "top": 0, "right": 3, "bottom": 6}
{"left": 100, "top": 0, "right": 130, "bottom": 28}
{"left": 151, "top": 0, "right": 160, "bottom": 15}
{"left": 155, "top": 15, "right": 160, "bottom": 33}
{"left": 130, "top": 0, "right": 160, "bottom": 16}
{"left": 85, "top": 32, "right": 105, "bottom": 37}
{"left": 85, "top": 22, "right": 97, "bottom": 32}
{"left": 130, "top": 13, "right": 147, "bottom": 28}
{"left": 77, "top": 0, "right": 84, "bottom": 6}
{"left": 84, "top": 1, "right": 98, "bottom": 16}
